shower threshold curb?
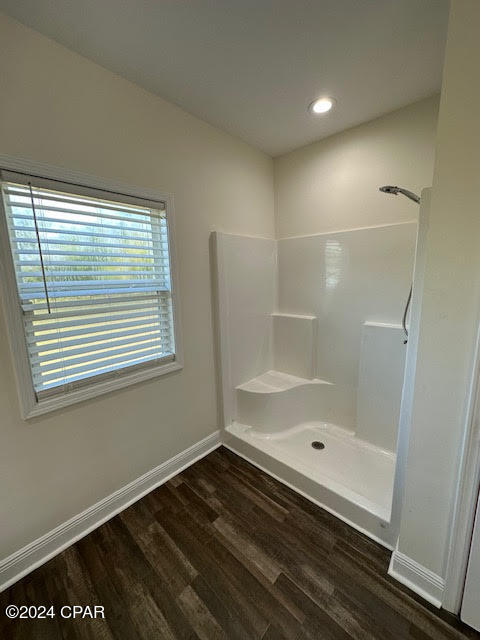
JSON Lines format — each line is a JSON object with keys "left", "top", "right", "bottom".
{"left": 223, "top": 427, "right": 396, "bottom": 550}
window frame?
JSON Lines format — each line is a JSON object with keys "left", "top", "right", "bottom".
{"left": 0, "top": 155, "right": 183, "bottom": 419}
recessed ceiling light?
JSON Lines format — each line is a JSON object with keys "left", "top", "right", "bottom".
{"left": 309, "top": 97, "right": 335, "bottom": 114}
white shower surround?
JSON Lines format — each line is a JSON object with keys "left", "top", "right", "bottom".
{"left": 228, "top": 421, "right": 395, "bottom": 521}
{"left": 213, "top": 222, "right": 417, "bottom": 547}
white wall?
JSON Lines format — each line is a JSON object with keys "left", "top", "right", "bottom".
{"left": 388, "top": 190, "right": 431, "bottom": 554}
{"left": 396, "top": 0, "right": 480, "bottom": 583}
{"left": 214, "top": 232, "right": 277, "bottom": 427}
{"left": 356, "top": 323, "right": 407, "bottom": 452}
{"left": 0, "top": 13, "right": 274, "bottom": 560}
{"left": 215, "top": 224, "right": 414, "bottom": 450}
{"left": 277, "top": 223, "right": 417, "bottom": 431}
{"left": 274, "top": 96, "right": 438, "bottom": 238}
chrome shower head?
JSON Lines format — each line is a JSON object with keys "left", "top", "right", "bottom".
{"left": 379, "top": 185, "right": 421, "bottom": 204}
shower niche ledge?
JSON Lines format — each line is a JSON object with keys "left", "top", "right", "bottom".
{"left": 272, "top": 312, "right": 317, "bottom": 379}
{"left": 235, "top": 311, "right": 324, "bottom": 432}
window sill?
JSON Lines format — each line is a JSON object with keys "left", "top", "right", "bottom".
{"left": 23, "top": 360, "right": 183, "bottom": 419}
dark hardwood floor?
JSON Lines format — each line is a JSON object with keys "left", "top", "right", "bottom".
{"left": 1, "top": 446, "right": 479, "bottom": 639}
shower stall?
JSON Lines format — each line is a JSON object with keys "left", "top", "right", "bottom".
{"left": 213, "top": 190, "right": 427, "bottom": 548}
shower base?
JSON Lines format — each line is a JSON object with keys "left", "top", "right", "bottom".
{"left": 224, "top": 420, "right": 396, "bottom": 548}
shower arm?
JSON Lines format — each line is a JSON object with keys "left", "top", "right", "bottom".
{"left": 379, "top": 185, "right": 421, "bottom": 344}
{"left": 379, "top": 185, "right": 421, "bottom": 204}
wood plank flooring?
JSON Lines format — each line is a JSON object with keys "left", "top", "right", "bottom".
{"left": 1, "top": 446, "right": 479, "bottom": 639}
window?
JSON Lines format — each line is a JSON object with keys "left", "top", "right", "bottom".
{"left": 0, "top": 163, "right": 181, "bottom": 418}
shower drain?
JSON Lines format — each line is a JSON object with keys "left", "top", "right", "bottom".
{"left": 311, "top": 441, "right": 325, "bottom": 450}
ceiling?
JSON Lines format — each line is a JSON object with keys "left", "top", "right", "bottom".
{"left": 0, "top": 0, "right": 449, "bottom": 156}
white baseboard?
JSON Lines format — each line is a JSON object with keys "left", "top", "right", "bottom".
{"left": 0, "top": 430, "right": 448, "bottom": 613}
{"left": 388, "top": 548, "right": 445, "bottom": 608}
{"left": 0, "top": 430, "right": 221, "bottom": 592}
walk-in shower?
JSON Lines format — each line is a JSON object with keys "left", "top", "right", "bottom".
{"left": 213, "top": 196, "right": 419, "bottom": 547}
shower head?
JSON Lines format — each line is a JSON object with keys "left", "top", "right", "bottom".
{"left": 379, "top": 185, "right": 421, "bottom": 204}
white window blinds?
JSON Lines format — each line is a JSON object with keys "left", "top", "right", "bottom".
{"left": 1, "top": 176, "right": 176, "bottom": 399}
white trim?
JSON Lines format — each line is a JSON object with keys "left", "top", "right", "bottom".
{"left": 211, "top": 232, "right": 234, "bottom": 429}
{"left": 211, "top": 230, "right": 274, "bottom": 241}
{"left": 388, "top": 191, "right": 431, "bottom": 567}
{"left": 277, "top": 220, "right": 418, "bottom": 241}
{"left": 271, "top": 312, "right": 316, "bottom": 321}
{"left": 0, "top": 155, "right": 175, "bottom": 204}
{"left": 388, "top": 549, "right": 445, "bottom": 608}
{"left": 363, "top": 321, "right": 402, "bottom": 330}
{"left": 0, "top": 430, "right": 221, "bottom": 592}
{"left": 25, "top": 360, "right": 183, "bottom": 418}
{"left": 0, "top": 154, "right": 183, "bottom": 419}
